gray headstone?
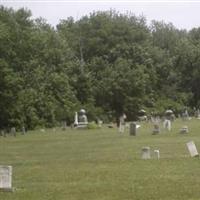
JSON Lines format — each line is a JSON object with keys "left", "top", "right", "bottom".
{"left": 11, "top": 127, "right": 16, "bottom": 137}
{"left": 21, "top": 126, "right": 26, "bottom": 135}
{"left": 0, "top": 166, "right": 12, "bottom": 191}
{"left": 142, "top": 147, "right": 151, "bottom": 159}
{"left": 152, "top": 124, "right": 160, "bottom": 135}
{"left": 119, "top": 114, "right": 126, "bottom": 133}
{"left": 180, "top": 126, "right": 189, "bottom": 134}
{"left": 163, "top": 119, "right": 171, "bottom": 131}
{"left": 186, "top": 141, "right": 199, "bottom": 157}
{"left": 130, "top": 122, "right": 137, "bottom": 136}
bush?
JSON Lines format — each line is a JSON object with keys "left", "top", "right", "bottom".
{"left": 87, "top": 122, "right": 100, "bottom": 129}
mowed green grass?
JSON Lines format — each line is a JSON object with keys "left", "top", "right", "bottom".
{"left": 1, "top": 119, "right": 200, "bottom": 200}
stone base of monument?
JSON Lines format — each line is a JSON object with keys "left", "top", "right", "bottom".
{"left": 76, "top": 122, "right": 88, "bottom": 129}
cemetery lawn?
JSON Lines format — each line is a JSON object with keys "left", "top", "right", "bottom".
{"left": 1, "top": 119, "right": 200, "bottom": 200}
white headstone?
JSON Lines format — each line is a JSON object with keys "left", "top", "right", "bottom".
{"left": 0, "top": 166, "right": 12, "bottom": 191}
{"left": 74, "top": 112, "right": 78, "bottom": 125}
{"left": 163, "top": 119, "right": 171, "bottom": 131}
{"left": 142, "top": 147, "right": 151, "bottom": 159}
{"left": 154, "top": 149, "right": 160, "bottom": 159}
{"left": 186, "top": 141, "right": 199, "bottom": 157}
{"left": 119, "top": 114, "right": 126, "bottom": 133}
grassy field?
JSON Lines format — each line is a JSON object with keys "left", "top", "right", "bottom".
{"left": 1, "top": 119, "right": 200, "bottom": 200}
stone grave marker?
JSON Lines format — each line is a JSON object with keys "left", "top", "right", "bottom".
{"left": 163, "top": 119, "right": 171, "bottom": 131}
{"left": 142, "top": 147, "right": 151, "bottom": 159}
{"left": 152, "top": 123, "right": 160, "bottom": 135}
{"left": 130, "top": 122, "right": 137, "bottom": 136}
{"left": 154, "top": 149, "right": 160, "bottom": 159}
{"left": 11, "top": 127, "right": 16, "bottom": 137}
{"left": 119, "top": 114, "right": 126, "bottom": 133}
{"left": 0, "top": 166, "right": 12, "bottom": 191}
{"left": 180, "top": 126, "right": 189, "bottom": 134}
{"left": 62, "top": 121, "right": 67, "bottom": 130}
{"left": 186, "top": 141, "right": 199, "bottom": 157}
{"left": 21, "top": 126, "right": 26, "bottom": 135}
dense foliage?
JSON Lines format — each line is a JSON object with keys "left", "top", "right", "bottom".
{"left": 0, "top": 6, "right": 200, "bottom": 129}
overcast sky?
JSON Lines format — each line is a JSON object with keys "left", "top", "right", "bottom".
{"left": 1, "top": 0, "right": 200, "bottom": 30}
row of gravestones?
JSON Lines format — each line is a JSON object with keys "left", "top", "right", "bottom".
{"left": 0, "top": 141, "right": 198, "bottom": 192}
{"left": 142, "top": 141, "right": 199, "bottom": 159}
{"left": 119, "top": 121, "right": 189, "bottom": 135}
{"left": 0, "top": 127, "right": 26, "bottom": 137}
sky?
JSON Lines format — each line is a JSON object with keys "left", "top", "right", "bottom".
{"left": 1, "top": 0, "right": 200, "bottom": 30}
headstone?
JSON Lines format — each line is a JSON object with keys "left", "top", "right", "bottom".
{"left": 62, "top": 121, "right": 67, "bottom": 130}
{"left": 186, "top": 141, "right": 199, "bottom": 157}
{"left": 154, "top": 149, "right": 160, "bottom": 159}
{"left": 119, "top": 114, "right": 126, "bottom": 133}
{"left": 180, "top": 126, "right": 189, "bottom": 134}
{"left": 197, "top": 109, "right": 200, "bottom": 119}
{"left": 130, "top": 122, "right": 137, "bottom": 136}
{"left": 142, "top": 147, "right": 151, "bottom": 159}
{"left": 163, "top": 119, "right": 171, "bottom": 131}
{"left": 182, "top": 109, "right": 189, "bottom": 121}
{"left": 97, "top": 120, "right": 103, "bottom": 128}
{"left": 74, "top": 112, "right": 78, "bottom": 126}
{"left": 152, "top": 123, "right": 160, "bottom": 135}
{"left": 11, "top": 127, "right": 16, "bottom": 137}
{"left": 40, "top": 129, "right": 45, "bottom": 133}
{"left": 2, "top": 130, "right": 6, "bottom": 137}
{"left": 0, "top": 166, "right": 12, "bottom": 191}
{"left": 21, "top": 126, "right": 26, "bottom": 135}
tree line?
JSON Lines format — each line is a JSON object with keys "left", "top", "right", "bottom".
{"left": 1, "top": 6, "right": 200, "bottom": 129}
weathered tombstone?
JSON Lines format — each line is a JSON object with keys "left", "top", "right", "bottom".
{"left": 21, "top": 126, "right": 26, "bottom": 135}
{"left": 197, "top": 109, "right": 200, "bottom": 119}
{"left": 154, "top": 149, "right": 160, "bottom": 159}
{"left": 40, "top": 129, "right": 45, "bottom": 133}
{"left": 11, "top": 127, "right": 16, "bottom": 137}
{"left": 182, "top": 109, "right": 189, "bottom": 121}
{"left": 2, "top": 130, "right": 6, "bottom": 137}
{"left": 186, "top": 141, "right": 199, "bottom": 157}
{"left": 163, "top": 119, "right": 171, "bottom": 131}
{"left": 130, "top": 122, "right": 137, "bottom": 136}
{"left": 74, "top": 112, "right": 78, "bottom": 127}
{"left": 119, "top": 114, "right": 126, "bottom": 133}
{"left": 180, "top": 126, "right": 189, "bottom": 134}
{"left": 0, "top": 166, "right": 12, "bottom": 191}
{"left": 142, "top": 147, "right": 151, "bottom": 159}
{"left": 62, "top": 121, "right": 67, "bottom": 130}
{"left": 152, "top": 123, "right": 160, "bottom": 135}
{"left": 97, "top": 119, "right": 103, "bottom": 128}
